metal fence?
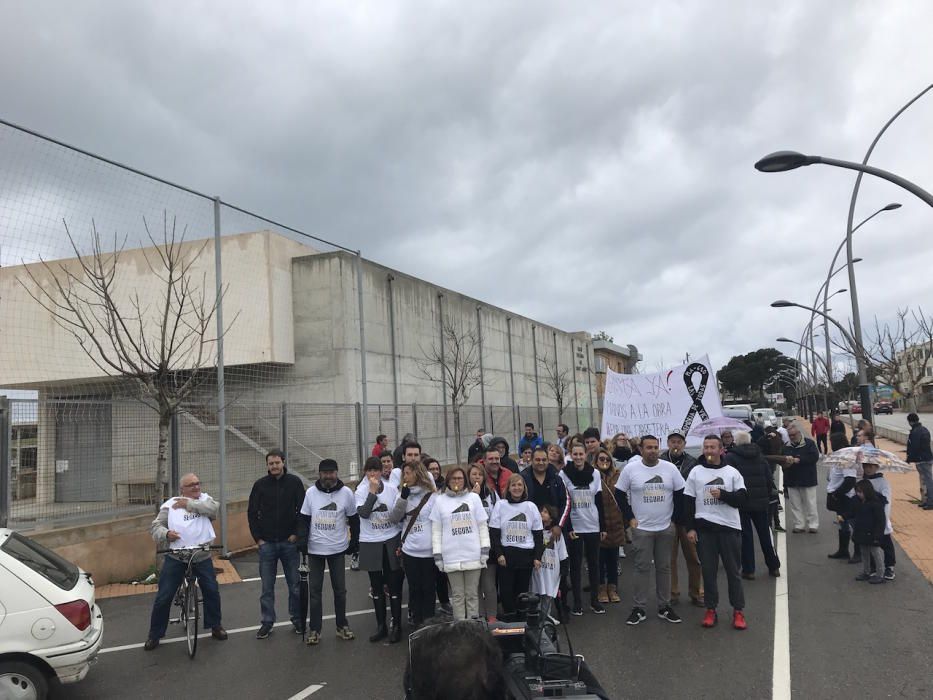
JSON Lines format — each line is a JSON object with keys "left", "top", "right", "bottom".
{"left": 0, "top": 396, "right": 599, "bottom": 531}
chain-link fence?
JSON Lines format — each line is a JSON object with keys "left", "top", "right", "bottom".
{"left": 0, "top": 118, "right": 606, "bottom": 542}
{"left": 0, "top": 396, "right": 605, "bottom": 531}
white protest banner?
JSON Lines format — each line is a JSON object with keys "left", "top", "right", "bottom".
{"left": 599, "top": 355, "right": 724, "bottom": 446}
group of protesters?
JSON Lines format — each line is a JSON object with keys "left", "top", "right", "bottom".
{"left": 143, "top": 409, "right": 922, "bottom": 651}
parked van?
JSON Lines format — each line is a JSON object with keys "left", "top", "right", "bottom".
{"left": 722, "top": 404, "right": 753, "bottom": 422}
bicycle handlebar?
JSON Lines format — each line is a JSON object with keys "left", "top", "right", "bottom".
{"left": 156, "top": 544, "right": 224, "bottom": 555}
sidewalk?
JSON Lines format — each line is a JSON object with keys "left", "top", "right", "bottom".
{"left": 797, "top": 416, "right": 933, "bottom": 585}
{"left": 96, "top": 556, "right": 241, "bottom": 599}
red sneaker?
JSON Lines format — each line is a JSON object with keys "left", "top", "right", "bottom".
{"left": 732, "top": 610, "right": 747, "bottom": 630}
{"left": 701, "top": 609, "right": 717, "bottom": 628}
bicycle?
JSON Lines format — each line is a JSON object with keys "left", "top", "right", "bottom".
{"left": 157, "top": 544, "right": 223, "bottom": 659}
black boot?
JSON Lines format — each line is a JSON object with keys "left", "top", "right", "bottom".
{"left": 369, "top": 593, "right": 388, "bottom": 643}
{"left": 388, "top": 595, "right": 403, "bottom": 644}
{"left": 828, "top": 527, "right": 850, "bottom": 559}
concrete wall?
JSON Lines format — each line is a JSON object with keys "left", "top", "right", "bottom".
{"left": 0, "top": 230, "right": 313, "bottom": 388}
{"left": 28, "top": 499, "right": 255, "bottom": 586}
{"left": 286, "top": 251, "right": 596, "bottom": 418}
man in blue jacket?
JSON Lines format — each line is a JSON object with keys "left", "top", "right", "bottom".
{"left": 518, "top": 423, "right": 544, "bottom": 454}
{"left": 906, "top": 412, "right": 933, "bottom": 509}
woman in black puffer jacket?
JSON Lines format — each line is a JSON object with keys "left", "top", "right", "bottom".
{"left": 725, "top": 432, "right": 781, "bottom": 579}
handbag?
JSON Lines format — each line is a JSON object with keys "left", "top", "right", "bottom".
{"left": 396, "top": 493, "right": 432, "bottom": 562}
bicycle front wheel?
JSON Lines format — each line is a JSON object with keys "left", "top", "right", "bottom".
{"left": 185, "top": 580, "right": 200, "bottom": 659}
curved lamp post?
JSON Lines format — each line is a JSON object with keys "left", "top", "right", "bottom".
{"left": 756, "top": 83, "right": 933, "bottom": 422}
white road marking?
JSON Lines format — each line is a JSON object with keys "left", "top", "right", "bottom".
{"left": 240, "top": 567, "right": 350, "bottom": 583}
{"left": 772, "top": 474, "right": 791, "bottom": 700}
{"left": 100, "top": 604, "right": 405, "bottom": 654}
{"left": 287, "top": 684, "right": 325, "bottom": 699}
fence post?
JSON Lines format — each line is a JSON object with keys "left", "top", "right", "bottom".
{"left": 280, "top": 401, "right": 289, "bottom": 463}
{"left": 355, "top": 402, "right": 364, "bottom": 477}
{"left": 170, "top": 412, "right": 181, "bottom": 494}
{"left": 212, "top": 197, "right": 229, "bottom": 556}
{"left": 412, "top": 403, "right": 418, "bottom": 439}
{"left": 489, "top": 405, "right": 495, "bottom": 435}
{"left": 0, "top": 397, "right": 10, "bottom": 528}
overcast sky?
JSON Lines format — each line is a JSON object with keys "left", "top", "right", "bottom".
{"left": 2, "top": 1, "right": 932, "bottom": 375}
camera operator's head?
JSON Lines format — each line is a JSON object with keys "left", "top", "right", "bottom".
{"left": 404, "top": 620, "right": 507, "bottom": 700}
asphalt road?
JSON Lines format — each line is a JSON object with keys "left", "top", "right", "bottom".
{"left": 873, "top": 412, "right": 931, "bottom": 437}
{"left": 63, "top": 476, "right": 933, "bottom": 700}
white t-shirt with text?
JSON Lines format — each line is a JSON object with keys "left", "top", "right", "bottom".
{"left": 531, "top": 530, "right": 568, "bottom": 598}
{"left": 684, "top": 464, "right": 745, "bottom": 531}
{"left": 616, "top": 459, "right": 685, "bottom": 532}
{"left": 356, "top": 480, "right": 402, "bottom": 542}
{"left": 400, "top": 490, "right": 438, "bottom": 558}
{"left": 163, "top": 494, "right": 216, "bottom": 549}
{"left": 490, "top": 499, "right": 543, "bottom": 550}
{"left": 300, "top": 485, "right": 356, "bottom": 556}
{"left": 430, "top": 491, "right": 488, "bottom": 566}
{"left": 559, "top": 470, "right": 602, "bottom": 534}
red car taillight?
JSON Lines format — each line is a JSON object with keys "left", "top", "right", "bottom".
{"left": 54, "top": 600, "right": 91, "bottom": 631}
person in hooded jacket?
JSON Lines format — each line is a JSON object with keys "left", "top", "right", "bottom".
{"left": 431, "top": 466, "right": 491, "bottom": 620}
{"left": 490, "top": 474, "right": 545, "bottom": 615}
{"left": 299, "top": 459, "right": 359, "bottom": 645}
{"left": 389, "top": 459, "right": 438, "bottom": 629}
{"left": 725, "top": 432, "right": 781, "bottom": 579}
{"left": 356, "top": 456, "right": 404, "bottom": 643}
{"left": 468, "top": 431, "right": 493, "bottom": 464}
{"left": 247, "top": 449, "right": 307, "bottom": 639}
{"left": 560, "top": 443, "right": 608, "bottom": 615}
{"left": 594, "top": 447, "right": 626, "bottom": 604}
{"left": 489, "top": 436, "right": 520, "bottom": 474}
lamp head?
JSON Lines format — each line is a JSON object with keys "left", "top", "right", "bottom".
{"left": 776, "top": 337, "right": 793, "bottom": 343}
{"left": 883, "top": 203, "right": 902, "bottom": 211}
{"left": 754, "top": 151, "right": 818, "bottom": 173}
{"left": 771, "top": 300, "right": 794, "bottom": 308}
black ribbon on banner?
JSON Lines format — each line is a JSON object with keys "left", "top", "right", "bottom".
{"left": 680, "top": 363, "right": 710, "bottom": 433}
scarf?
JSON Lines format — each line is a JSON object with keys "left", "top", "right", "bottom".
{"left": 562, "top": 461, "right": 595, "bottom": 488}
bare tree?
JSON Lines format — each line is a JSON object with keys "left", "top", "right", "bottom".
{"left": 863, "top": 307, "right": 933, "bottom": 412}
{"left": 415, "top": 319, "right": 483, "bottom": 465}
{"left": 19, "top": 214, "right": 229, "bottom": 500}
{"left": 538, "top": 351, "right": 572, "bottom": 422}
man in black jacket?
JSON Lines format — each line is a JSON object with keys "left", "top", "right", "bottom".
{"left": 248, "top": 449, "right": 307, "bottom": 639}
{"left": 782, "top": 424, "right": 821, "bottom": 533}
{"left": 906, "top": 412, "right": 933, "bottom": 509}
{"left": 521, "top": 447, "right": 571, "bottom": 536}
{"left": 726, "top": 432, "right": 780, "bottom": 578}
{"left": 661, "top": 431, "right": 703, "bottom": 607}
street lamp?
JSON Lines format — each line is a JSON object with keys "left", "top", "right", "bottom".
{"left": 754, "top": 151, "right": 933, "bottom": 207}
{"left": 771, "top": 300, "right": 861, "bottom": 351}
{"left": 758, "top": 83, "right": 933, "bottom": 423}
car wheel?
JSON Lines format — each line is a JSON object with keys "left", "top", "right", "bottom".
{"left": 0, "top": 661, "right": 49, "bottom": 700}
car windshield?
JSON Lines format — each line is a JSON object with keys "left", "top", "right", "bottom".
{"left": 1, "top": 532, "right": 80, "bottom": 590}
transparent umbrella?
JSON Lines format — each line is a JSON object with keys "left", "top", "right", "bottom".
{"left": 818, "top": 446, "right": 913, "bottom": 474}
{"left": 687, "top": 416, "right": 753, "bottom": 437}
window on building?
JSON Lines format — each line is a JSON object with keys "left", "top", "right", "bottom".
{"left": 594, "top": 356, "right": 606, "bottom": 372}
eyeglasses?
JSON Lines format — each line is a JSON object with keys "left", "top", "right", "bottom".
{"left": 597, "top": 457, "right": 611, "bottom": 463}
{"left": 182, "top": 481, "right": 201, "bottom": 488}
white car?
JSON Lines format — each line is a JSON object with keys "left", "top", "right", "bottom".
{"left": 0, "top": 529, "right": 104, "bottom": 698}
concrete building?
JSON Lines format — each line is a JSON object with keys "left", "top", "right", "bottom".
{"left": 593, "top": 339, "right": 643, "bottom": 406}
{"left": 1, "top": 231, "right": 638, "bottom": 514}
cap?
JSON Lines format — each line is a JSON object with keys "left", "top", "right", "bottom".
{"left": 318, "top": 458, "right": 339, "bottom": 472}
{"left": 667, "top": 430, "right": 686, "bottom": 440}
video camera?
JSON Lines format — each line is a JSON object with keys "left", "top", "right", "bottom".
{"left": 485, "top": 594, "right": 608, "bottom": 700}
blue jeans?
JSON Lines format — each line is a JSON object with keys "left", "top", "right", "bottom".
{"left": 916, "top": 461, "right": 933, "bottom": 505}
{"left": 148, "top": 555, "right": 222, "bottom": 639}
{"left": 259, "top": 541, "right": 301, "bottom": 626}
